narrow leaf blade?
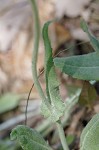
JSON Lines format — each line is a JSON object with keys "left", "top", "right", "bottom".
{"left": 42, "top": 21, "right": 65, "bottom": 122}
{"left": 80, "top": 19, "right": 89, "bottom": 32}
{"left": 81, "top": 20, "right": 99, "bottom": 52}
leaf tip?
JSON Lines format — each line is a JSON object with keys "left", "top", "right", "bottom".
{"left": 10, "top": 128, "right": 17, "bottom": 141}
{"left": 80, "top": 19, "right": 88, "bottom": 32}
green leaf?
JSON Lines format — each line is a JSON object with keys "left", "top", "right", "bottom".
{"left": 80, "top": 19, "right": 89, "bottom": 32}
{"left": 81, "top": 20, "right": 99, "bottom": 52}
{"left": 54, "top": 21, "right": 99, "bottom": 81}
{"left": 0, "top": 93, "right": 20, "bottom": 114}
{"left": 66, "top": 135, "right": 75, "bottom": 145}
{"left": 80, "top": 113, "right": 99, "bottom": 150}
{"left": 10, "top": 125, "right": 52, "bottom": 150}
{"left": 79, "top": 81, "right": 97, "bottom": 108}
{"left": 54, "top": 52, "right": 99, "bottom": 80}
{"left": 41, "top": 21, "right": 65, "bottom": 122}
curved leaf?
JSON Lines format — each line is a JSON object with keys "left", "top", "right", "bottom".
{"left": 80, "top": 114, "right": 99, "bottom": 150}
{"left": 81, "top": 20, "right": 99, "bottom": 53}
{"left": 10, "top": 125, "right": 52, "bottom": 150}
{"left": 41, "top": 21, "right": 65, "bottom": 122}
{"left": 54, "top": 52, "right": 99, "bottom": 80}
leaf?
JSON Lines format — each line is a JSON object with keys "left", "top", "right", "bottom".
{"left": 0, "top": 93, "right": 20, "bottom": 114}
{"left": 79, "top": 81, "right": 97, "bottom": 108}
{"left": 41, "top": 21, "right": 65, "bottom": 122}
{"left": 54, "top": 52, "right": 99, "bottom": 80}
{"left": 81, "top": 20, "right": 99, "bottom": 53}
{"left": 10, "top": 125, "right": 52, "bottom": 150}
{"left": 54, "top": 21, "right": 99, "bottom": 81}
{"left": 80, "top": 113, "right": 99, "bottom": 150}
{"left": 80, "top": 19, "right": 89, "bottom": 32}
{"left": 66, "top": 135, "right": 75, "bottom": 145}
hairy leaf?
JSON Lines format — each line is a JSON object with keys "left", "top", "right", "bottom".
{"left": 81, "top": 20, "right": 99, "bottom": 52}
{"left": 80, "top": 114, "right": 99, "bottom": 150}
{"left": 79, "top": 81, "right": 97, "bottom": 108}
{"left": 41, "top": 21, "right": 65, "bottom": 122}
{"left": 10, "top": 125, "right": 52, "bottom": 150}
{"left": 54, "top": 21, "right": 99, "bottom": 81}
{"left": 54, "top": 52, "right": 99, "bottom": 80}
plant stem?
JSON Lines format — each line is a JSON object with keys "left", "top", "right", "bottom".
{"left": 29, "top": 1, "right": 69, "bottom": 150}
{"left": 56, "top": 120, "right": 69, "bottom": 150}
{"left": 29, "top": 0, "right": 47, "bottom": 103}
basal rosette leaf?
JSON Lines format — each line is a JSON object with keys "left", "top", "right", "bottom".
{"left": 10, "top": 125, "right": 52, "bottom": 150}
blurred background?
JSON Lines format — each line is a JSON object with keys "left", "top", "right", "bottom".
{"left": 0, "top": 0, "right": 99, "bottom": 149}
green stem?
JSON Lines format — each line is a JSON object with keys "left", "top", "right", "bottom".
{"left": 29, "top": 1, "right": 69, "bottom": 150}
{"left": 56, "top": 120, "right": 69, "bottom": 150}
{"left": 29, "top": 0, "right": 46, "bottom": 102}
